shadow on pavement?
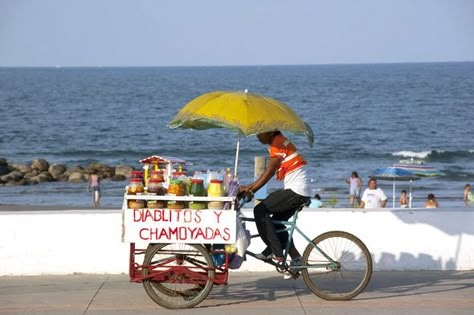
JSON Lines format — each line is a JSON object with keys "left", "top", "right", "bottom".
{"left": 197, "top": 271, "right": 474, "bottom": 307}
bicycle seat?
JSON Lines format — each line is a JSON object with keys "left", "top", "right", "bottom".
{"left": 297, "top": 197, "right": 312, "bottom": 211}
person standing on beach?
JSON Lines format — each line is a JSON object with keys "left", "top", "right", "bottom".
{"left": 310, "top": 193, "right": 323, "bottom": 208}
{"left": 345, "top": 171, "right": 362, "bottom": 207}
{"left": 87, "top": 170, "right": 101, "bottom": 208}
{"left": 360, "top": 178, "right": 387, "bottom": 209}
{"left": 463, "top": 184, "right": 474, "bottom": 206}
{"left": 238, "top": 130, "right": 311, "bottom": 279}
{"left": 400, "top": 190, "right": 408, "bottom": 208}
{"left": 424, "top": 193, "right": 439, "bottom": 208}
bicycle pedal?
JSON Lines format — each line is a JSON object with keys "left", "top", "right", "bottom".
{"left": 283, "top": 271, "right": 300, "bottom": 280}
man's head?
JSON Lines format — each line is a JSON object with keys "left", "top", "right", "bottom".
{"left": 256, "top": 130, "right": 281, "bottom": 144}
{"left": 368, "top": 178, "right": 377, "bottom": 190}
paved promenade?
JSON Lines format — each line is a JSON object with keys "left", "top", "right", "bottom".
{"left": 1, "top": 271, "right": 473, "bottom": 315}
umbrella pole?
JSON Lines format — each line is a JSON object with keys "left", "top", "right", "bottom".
{"left": 409, "top": 179, "right": 413, "bottom": 208}
{"left": 393, "top": 182, "right": 396, "bottom": 208}
{"left": 233, "top": 134, "right": 240, "bottom": 178}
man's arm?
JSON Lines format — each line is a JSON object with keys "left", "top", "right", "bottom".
{"left": 359, "top": 189, "right": 367, "bottom": 208}
{"left": 240, "top": 156, "right": 280, "bottom": 193}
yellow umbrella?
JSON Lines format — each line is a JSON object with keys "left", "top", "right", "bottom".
{"left": 168, "top": 90, "right": 314, "bottom": 176}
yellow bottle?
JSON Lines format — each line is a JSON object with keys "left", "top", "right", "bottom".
{"left": 207, "top": 179, "right": 224, "bottom": 209}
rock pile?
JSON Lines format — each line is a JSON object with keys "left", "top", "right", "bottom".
{"left": 0, "top": 158, "right": 137, "bottom": 186}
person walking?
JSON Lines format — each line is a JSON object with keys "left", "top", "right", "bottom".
{"left": 87, "top": 170, "right": 101, "bottom": 208}
{"left": 464, "top": 184, "right": 474, "bottom": 206}
{"left": 345, "top": 171, "right": 362, "bottom": 207}
{"left": 360, "top": 178, "right": 387, "bottom": 209}
{"left": 239, "top": 130, "right": 311, "bottom": 279}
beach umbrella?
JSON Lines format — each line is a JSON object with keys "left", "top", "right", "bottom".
{"left": 392, "top": 164, "right": 445, "bottom": 177}
{"left": 168, "top": 90, "right": 313, "bottom": 177}
{"left": 392, "top": 163, "right": 445, "bottom": 208}
{"left": 369, "top": 167, "right": 420, "bottom": 208}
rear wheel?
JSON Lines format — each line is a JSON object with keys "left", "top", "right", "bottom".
{"left": 141, "top": 243, "right": 215, "bottom": 309}
{"left": 301, "top": 231, "right": 372, "bottom": 300}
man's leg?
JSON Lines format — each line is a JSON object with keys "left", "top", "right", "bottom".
{"left": 254, "top": 189, "right": 309, "bottom": 258}
{"left": 254, "top": 202, "right": 283, "bottom": 257}
{"left": 272, "top": 211, "right": 300, "bottom": 259}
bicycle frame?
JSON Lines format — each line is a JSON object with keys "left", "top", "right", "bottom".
{"left": 241, "top": 210, "right": 340, "bottom": 271}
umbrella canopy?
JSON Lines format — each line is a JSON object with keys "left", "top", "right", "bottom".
{"left": 369, "top": 167, "right": 420, "bottom": 208}
{"left": 168, "top": 90, "right": 314, "bottom": 176}
{"left": 168, "top": 90, "right": 314, "bottom": 144}
{"left": 370, "top": 167, "right": 420, "bottom": 181}
{"left": 392, "top": 164, "right": 445, "bottom": 177}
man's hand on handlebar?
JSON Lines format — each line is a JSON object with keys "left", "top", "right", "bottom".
{"left": 237, "top": 186, "right": 254, "bottom": 203}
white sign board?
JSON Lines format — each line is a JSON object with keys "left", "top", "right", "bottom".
{"left": 122, "top": 208, "right": 237, "bottom": 244}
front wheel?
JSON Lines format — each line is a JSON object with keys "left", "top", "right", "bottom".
{"left": 141, "top": 243, "right": 215, "bottom": 309}
{"left": 301, "top": 231, "right": 372, "bottom": 300}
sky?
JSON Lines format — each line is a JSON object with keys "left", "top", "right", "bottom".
{"left": 1, "top": 0, "right": 473, "bottom": 67}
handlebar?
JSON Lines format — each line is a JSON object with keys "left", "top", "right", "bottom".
{"left": 236, "top": 191, "right": 254, "bottom": 209}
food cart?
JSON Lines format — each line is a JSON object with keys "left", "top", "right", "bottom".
{"left": 122, "top": 156, "right": 239, "bottom": 309}
{"left": 123, "top": 90, "right": 314, "bottom": 309}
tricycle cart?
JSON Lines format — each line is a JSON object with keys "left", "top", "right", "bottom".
{"left": 122, "top": 192, "right": 373, "bottom": 309}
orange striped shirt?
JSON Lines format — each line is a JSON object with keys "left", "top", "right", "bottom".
{"left": 269, "top": 134, "right": 307, "bottom": 181}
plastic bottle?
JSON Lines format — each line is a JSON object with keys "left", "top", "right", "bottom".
{"left": 207, "top": 179, "right": 225, "bottom": 209}
{"left": 223, "top": 168, "right": 232, "bottom": 195}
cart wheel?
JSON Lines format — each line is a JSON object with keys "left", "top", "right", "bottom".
{"left": 141, "top": 243, "right": 215, "bottom": 309}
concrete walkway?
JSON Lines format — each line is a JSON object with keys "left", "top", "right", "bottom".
{"left": 1, "top": 271, "right": 473, "bottom": 315}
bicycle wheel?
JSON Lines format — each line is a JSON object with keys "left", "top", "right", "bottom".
{"left": 301, "top": 231, "right": 372, "bottom": 300}
{"left": 141, "top": 243, "right": 215, "bottom": 309}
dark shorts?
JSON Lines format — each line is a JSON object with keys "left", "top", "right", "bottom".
{"left": 261, "top": 189, "right": 310, "bottom": 214}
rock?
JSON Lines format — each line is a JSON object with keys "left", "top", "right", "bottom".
{"left": 86, "top": 162, "right": 112, "bottom": 173}
{"left": 55, "top": 173, "right": 69, "bottom": 182}
{"left": 36, "top": 172, "right": 53, "bottom": 183}
{"left": 115, "top": 165, "right": 134, "bottom": 178}
{"left": 111, "top": 174, "right": 127, "bottom": 181}
{"left": 48, "top": 164, "right": 67, "bottom": 179}
{"left": 25, "top": 177, "right": 39, "bottom": 185}
{"left": 1, "top": 170, "right": 24, "bottom": 182}
{"left": 10, "top": 163, "right": 33, "bottom": 174}
{"left": 31, "top": 159, "right": 50, "bottom": 172}
{"left": 0, "top": 158, "right": 9, "bottom": 175}
{"left": 68, "top": 171, "right": 86, "bottom": 183}
{"left": 100, "top": 170, "right": 115, "bottom": 179}
{"left": 64, "top": 165, "right": 84, "bottom": 176}
{"left": 4, "top": 181, "right": 19, "bottom": 186}
{"left": 0, "top": 165, "right": 8, "bottom": 176}
{"left": 1, "top": 159, "right": 131, "bottom": 186}
{"left": 23, "top": 173, "right": 36, "bottom": 180}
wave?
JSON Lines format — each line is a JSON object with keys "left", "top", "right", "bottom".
{"left": 392, "top": 149, "right": 474, "bottom": 161}
{"left": 392, "top": 150, "right": 432, "bottom": 159}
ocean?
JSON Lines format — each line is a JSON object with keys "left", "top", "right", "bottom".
{"left": 1, "top": 63, "right": 474, "bottom": 209}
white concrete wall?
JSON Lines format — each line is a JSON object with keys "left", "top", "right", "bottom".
{"left": 1, "top": 208, "right": 473, "bottom": 275}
